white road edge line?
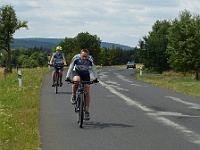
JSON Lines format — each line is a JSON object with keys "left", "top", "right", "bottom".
{"left": 165, "top": 96, "right": 200, "bottom": 109}
{"left": 99, "top": 80, "right": 200, "bottom": 145}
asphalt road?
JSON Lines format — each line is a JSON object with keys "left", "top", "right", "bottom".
{"left": 39, "top": 68, "right": 200, "bottom": 150}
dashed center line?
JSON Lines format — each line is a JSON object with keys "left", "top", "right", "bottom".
{"left": 165, "top": 96, "right": 200, "bottom": 109}
{"left": 116, "top": 74, "right": 133, "bottom": 83}
{"left": 149, "top": 111, "right": 199, "bottom": 118}
{"left": 131, "top": 83, "right": 147, "bottom": 87}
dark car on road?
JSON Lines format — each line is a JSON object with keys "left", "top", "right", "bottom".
{"left": 127, "top": 61, "right": 136, "bottom": 69}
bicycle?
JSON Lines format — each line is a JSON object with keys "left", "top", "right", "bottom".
{"left": 49, "top": 63, "right": 67, "bottom": 94}
{"left": 66, "top": 79, "right": 98, "bottom": 128}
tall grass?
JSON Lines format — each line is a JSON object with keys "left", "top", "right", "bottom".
{"left": 0, "top": 68, "right": 50, "bottom": 150}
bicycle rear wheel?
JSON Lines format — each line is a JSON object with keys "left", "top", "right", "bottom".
{"left": 55, "top": 74, "right": 59, "bottom": 94}
{"left": 76, "top": 95, "right": 80, "bottom": 122}
{"left": 78, "top": 93, "right": 84, "bottom": 128}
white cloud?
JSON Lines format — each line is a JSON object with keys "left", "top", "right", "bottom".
{"left": 1, "top": 0, "right": 200, "bottom": 47}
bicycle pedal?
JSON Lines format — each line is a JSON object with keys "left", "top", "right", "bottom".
{"left": 74, "top": 107, "right": 80, "bottom": 113}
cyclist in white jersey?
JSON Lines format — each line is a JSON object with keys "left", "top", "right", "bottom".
{"left": 66, "top": 49, "right": 98, "bottom": 120}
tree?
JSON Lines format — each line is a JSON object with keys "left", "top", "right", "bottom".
{"left": 139, "top": 20, "right": 171, "bottom": 73}
{"left": 167, "top": 10, "right": 200, "bottom": 80}
{"left": 99, "top": 47, "right": 107, "bottom": 66}
{"left": 0, "top": 5, "right": 28, "bottom": 73}
{"left": 75, "top": 32, "right": 101, "bottom": 63}
{"left": 58, "top": 32, "right": 101, "bottom": 64}
{"left": 22, "top": 58, "right": 38, "bottom": 68}
{"left": 131, "top": 47, "right": 142, "bottom": 63}
{"left": 0, "top": 50, "right": 6, "bottom": 67}
{"left": 107, "top": 46, "right": 117, "bottom": 66}
{"left": 29, "top": 52, "right": 43, "bottom": 66}
{"left": 58, "top": 37, "right": 79, "bottom": 64}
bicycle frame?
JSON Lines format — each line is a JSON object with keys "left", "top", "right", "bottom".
{"left": 68, "top": 80, "right": 94, "bottom": 128}
{"left": 49, "top": 63, "right": 65, "bottom": 94}
{"left": 54, "top": 67, "right": 60, "bottom": 94}
{"left": 76, "top": 82, "right": 86, "bottom": 128}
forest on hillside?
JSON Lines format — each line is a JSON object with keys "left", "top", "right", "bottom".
{"left": 11, "top": 38, "right": 134, "bottom": 50}
{"left": 0, "top": 33, "right": 136, "bottom": 68}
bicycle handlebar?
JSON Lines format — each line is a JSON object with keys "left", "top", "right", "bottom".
{"left": 48, "top": 63, "right": 67, "bottom": 67}
{"left": 65, "top": 79, "right": 99, "bottom": 84}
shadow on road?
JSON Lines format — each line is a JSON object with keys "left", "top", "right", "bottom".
{"left": 56, "top": 92, "right": 72, "bottom": 95}
{"left": 84, "top": 121, "right": 134, "bottom": 130}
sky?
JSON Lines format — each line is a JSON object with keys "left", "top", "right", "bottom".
{"left": 1, "top": 0, "right": 200, "bottom": 47}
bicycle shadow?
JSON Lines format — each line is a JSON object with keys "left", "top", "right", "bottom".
{"left": 57, "top": 92, "right": 72, "bottom": 95}
{"left": 84, "top": 121, "right": 134, "bottom": 130}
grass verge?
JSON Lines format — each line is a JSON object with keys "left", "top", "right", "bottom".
{"left": 0, "top": 68, "right": 50, "bottom": 150}
{"left": 134, "top": 70, "right": 200, "bottom": 99}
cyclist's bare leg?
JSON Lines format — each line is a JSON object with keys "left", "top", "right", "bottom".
{"left": 72, "top": 75, "right": 80, "bottom": 96}
{"left": 85, "top": 84, "right": 90, "bottom": 112}
{"left": 52, "top": 71, "right": 56, "bottom": 83}
{"left": 59, "top": 70, "right": 63, "bottom": 83}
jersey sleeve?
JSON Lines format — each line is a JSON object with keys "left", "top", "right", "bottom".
{"left": 88, "top": 57, "right": 98, "bottom": 78}
{"left": 66, "top": 63, "right": 74, "bottom": 77}
{"left": 70, "top": 54, "right": 80, "bottom": 63}
{"left": 66, "top": 58, "right": 78, "bottom": 77}
{"left": 88, "top": 58, "right": 95, "bottom": 66}
{"left": 62, "top": 53, "right": 66, "bottom": 61}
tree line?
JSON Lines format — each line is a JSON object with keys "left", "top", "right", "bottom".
{"left": 137, "top": 9, "right": 200, "bottom": 80}
{"left": 57, "top": 32, "right": 135, "bottom": 66}
{"left": 0, "top": 46, "right": 51, "bottom": 68}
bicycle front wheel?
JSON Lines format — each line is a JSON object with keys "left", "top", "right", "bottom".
{"left": 78, "top": 93, "right": 84, "bottom": 128}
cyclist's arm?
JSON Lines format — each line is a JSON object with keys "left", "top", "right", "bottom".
{"left": 49, "top": 55, "right": 54, "bottom": 64}
{"left": 63, "top": 60, "right": 67, "bottom": 65}
{"left": 89, "top": 57, "right": 98, "bottom": 79}
{"left": 62, "top": 54, "right": 67, "bottom": 65}
{"left": 66, "top": 63, "right": 74, "bottom": 78}
{"left": 91, "top": 65, "right": 98, "bottom": 79}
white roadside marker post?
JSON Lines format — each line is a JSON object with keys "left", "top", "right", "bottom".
{"left": 139, "top": 65, "right": 143, "bottom": 76}
{"left": 18, "top": 70, "right": 22, "bottom": 88}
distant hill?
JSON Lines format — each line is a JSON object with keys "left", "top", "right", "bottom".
{"left": 11, "top": 38, "right": 134, "bottom": 50}
{"left": 101, "top": 42, "right": 134, "bottom": 50}
{"left": 11, "top": 38, "right": 62, "bottom": 49}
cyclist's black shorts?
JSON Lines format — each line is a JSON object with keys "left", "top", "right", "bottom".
{"left": 73, "top": 71, "right": 90, "bottom": 82}
{"left": 53, "top": 67, "right": 63, "bottom": 71}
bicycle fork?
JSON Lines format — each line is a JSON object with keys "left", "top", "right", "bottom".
{"left": 74, "top": 91, "right": 86, "bottom": 113}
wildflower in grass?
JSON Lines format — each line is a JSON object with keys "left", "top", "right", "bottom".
{"left": 5, "top": 140, "right": 9, "bottom": 144}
